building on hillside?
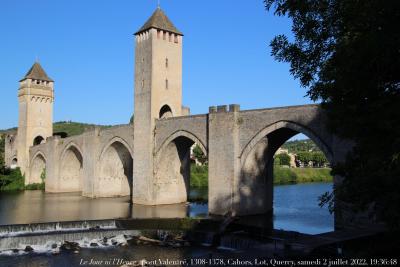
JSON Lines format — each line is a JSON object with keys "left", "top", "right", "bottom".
{"left": 275, "top": 147, "right": 296, "bottom": 168}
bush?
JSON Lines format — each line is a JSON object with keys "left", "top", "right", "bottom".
{"left": 275, "top": 152, "right": 291, "bottom": 166}
{"left": 193, "top": 144, "right": 207, "bottom": 165}
{"left": 0, "top": 168, "right": 25, "bottom": 191}
{"left": 25, "top": 183, "right": 45, "bottom": 190}
{"left": 0, "top": 167, "right": 45, "bottom": 191}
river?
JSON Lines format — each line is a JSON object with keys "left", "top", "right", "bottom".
{"left": 0, "top": 182, "right": 333, "bottom": 234}
{"left": 0, "top": 182, "right": 333, "bottom": 266}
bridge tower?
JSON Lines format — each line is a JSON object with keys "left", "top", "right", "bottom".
{"left": 133, "top": 7, "right": 184, "bottom": 204}
{"left": 17, "top": 62, "right": 54, "bottom": 181}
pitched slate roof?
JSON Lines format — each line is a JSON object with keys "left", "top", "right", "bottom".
{"left": 135, "top": 8, "right": 183, "bottom": 36}
{"left": 20, "top": 62, "right": 53, "bottom": 82}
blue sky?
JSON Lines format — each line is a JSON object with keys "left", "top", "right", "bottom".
{"left": 0, "top": 0, "right": 313, "bottom": 131}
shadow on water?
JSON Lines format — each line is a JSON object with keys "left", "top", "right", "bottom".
{"left": 0, "top": 188, "right": 210, "bottom": 225}
{"left": 0, "top": 184, "right": 333, "bottom": 235}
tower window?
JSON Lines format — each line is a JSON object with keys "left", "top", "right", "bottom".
{"left": 163, "top": 32, "right": 166, "bottom": 40}
{"left": 165, "top": 79, "right": 168, "bottom": 89}
{"left": 141, "top": 80, "right": 144, "bottom": 89}
{"left": 165, "top": 58, "right": 168, "bottom": 68}
{"left": 157, "top": 30, "right": 161, "bottom": 39}
{"left": 174, "top": 35, "right": 178, "bottom": 43}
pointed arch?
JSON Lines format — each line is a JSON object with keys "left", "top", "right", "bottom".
{"left": 156, "top": 130, "right": 207, "bottom": 157}
{"left": 59, "top": 142, "right": 84, "bottom": 192}
{"left": 159, "top": 104, "right": 173, "bottom": 119}
{"left": 98, "top": 137, "right": 133, "bottom": 197}
{"left": 240, "top": 120, "right": 333, "bottom": 166}
{"left": 11, "top": 156, "right": 18, "bottom": 169}
{"left": 33, "top": 135, "right": 45, "bottom": 146}
{"left": 237, "top": 120, "right": 334, "bottom": 216}
{"left": 29, "top": 151, "right": 46, "bottom": 185}
{"left": 154, "top": 130, "right": 208, "bottom": 204}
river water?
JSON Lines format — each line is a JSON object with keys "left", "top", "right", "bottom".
{"left": 274, "top": 182, "right": 333, "bottom": 234}
{"left": 0, "top": 183, "right": 333, "bottom": 266}
{"left": 0, "top": 182, "right": 333, "bottom": 234}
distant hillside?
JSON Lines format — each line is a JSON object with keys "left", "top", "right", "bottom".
{"left": 281, "top": 139, "right": 322, "bottom": 153}
{"left": 53, "top": 121, "right": 112, "bottom": 137}
{"left": 0, "top": 121, "right": 112, "bottom": 137}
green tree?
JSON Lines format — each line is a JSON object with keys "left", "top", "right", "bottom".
{"left": 266, "top": 0, "right": 400, "bottom": 228}
{"left": 129, "top": 114, "right": 134, "bottom": 124}
{"left": 296, "top": 151, "right": 312, "bottom": 167}
{"left": 276, "top": 152, "right": 291, "bottom": 166}
{"left": 312, "top": 152, "right": 327, "bottom": 167}
{"left": 193, "top": 144, "right": 207, "bottom": 165}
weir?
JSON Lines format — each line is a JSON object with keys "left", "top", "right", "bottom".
{"left": 0, "top": 220, "right": 117, "bottom": 238}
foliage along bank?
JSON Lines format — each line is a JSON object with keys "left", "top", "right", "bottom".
{"left": 190, "top": 164, "right": 332, "bottom": 188}
{"left": 0, "top": 168, "right": 44, "bottom": 191}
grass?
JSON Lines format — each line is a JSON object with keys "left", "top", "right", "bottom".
{"left": 274, "top": 166, "right": 332, "bottom": 184}
{"left": 190, "top": 164, "right": 208, "bottom": 188}
{"left": 189, "top": 164, "right": 332, "bottom": 188}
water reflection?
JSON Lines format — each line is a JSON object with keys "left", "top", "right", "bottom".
{"left": 0, "top": 190, "right": 208, "bottom": 225}
{"left": 0, "top": 184, "right": 333, "bottom": 235}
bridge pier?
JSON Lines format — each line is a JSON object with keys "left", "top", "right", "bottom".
{"left": 208, "top": 104, "right": 242, "bottom": 216}
{"left": 41, "top": 136, "right": 60, "bottom": 192}
{"left": 81, "top": 128, "right": 101, "bottom": 197}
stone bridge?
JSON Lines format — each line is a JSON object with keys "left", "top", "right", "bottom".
{"left": 28, "top": 125, "right": 134, "bottom": 198}
{"left": 25, "top": 104, "right": 350, "bottom": 219}
{"left": 3, "top": 9, "right": 355, "bottom": 229}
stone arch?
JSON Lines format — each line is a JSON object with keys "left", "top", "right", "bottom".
{"left": 11, "top": 156, "right": 18, "bottom": 169}
{"left": 238, "top": 120, "right": 334, "bottom": 216}
{"left": 154, "top": 130, "right": 208, "bottom": 204}
{"left": 240, "top": 120, "right": 333, "bottom": 165}
{"left": 30, "top": 151, "right": 46, "bottom": 185}
{"left": 159, "top": 104, "right": 173, "bottom": 119}
{"left": 59, "top": 142, "right": 83, "bottom": 192}
{"left": 156, "top": 130, "right": 207, "bottom": 157}
{"left": 33, "top": 135, "right": 45, "bottom": 146}
{"left": 98, "top": 137, "right": 133, "bottom": 197}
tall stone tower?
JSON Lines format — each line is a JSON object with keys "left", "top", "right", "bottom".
{"left": 133, "top": 8, "right": 183, "bottom": 204}
{"left": 17, "top": 62, "right": 54, "bottom": 180}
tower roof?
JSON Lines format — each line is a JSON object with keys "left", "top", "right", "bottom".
{"left": 135, "top": 8, "right": 183, "bottom": 36}
{"left": 20, "top": 62, "right": 53, "bottom": 82}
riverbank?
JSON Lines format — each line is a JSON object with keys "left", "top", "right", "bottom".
{"left": 190, "top": 165, "right": 208, "bottom": 187}
{"left": 190, "top": 164, "right": 332, "bottom": 187}
{"left": 274, "top": 166, "right": 332, "bottom": 184}
{"left": 0, "top": 168, "right": 44, "bottom": 191}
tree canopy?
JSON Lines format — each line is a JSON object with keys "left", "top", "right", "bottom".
{"left": 275, "top": 152, "right": 291, "bottom": 166}
{"left": 193, "top": 144, "right": 207, "bottom": 165}
{"left": 266, "top": 0, "right": 400, "bottom": 228}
